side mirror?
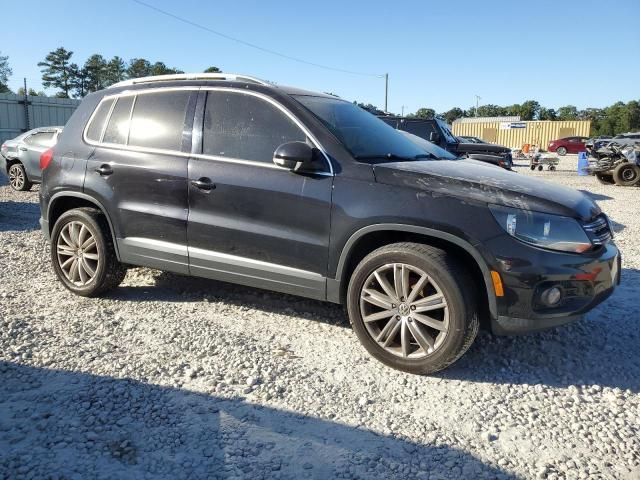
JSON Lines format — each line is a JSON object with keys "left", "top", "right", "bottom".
{"left": 273, "top": 141, "right": 313, "bottom": 170}
{"left": 429, "top": 132, "right": 441, "bottom": 143}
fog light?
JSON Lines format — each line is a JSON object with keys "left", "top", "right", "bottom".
{"left": 540, "top": 286, "right": 562, "bottom": 306}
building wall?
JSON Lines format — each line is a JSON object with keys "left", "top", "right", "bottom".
{"left": 452, "top": 120, "right": 591, "bottom": 149}
{"left": 0, "top": 93, "right": 80, "bottom": 144}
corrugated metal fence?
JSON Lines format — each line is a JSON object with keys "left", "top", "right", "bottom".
{"left": 452, "top": 120, "right": 591, "bottom": 149}
{"left": 0, "top": 93, "right": 80, "bottom": 144}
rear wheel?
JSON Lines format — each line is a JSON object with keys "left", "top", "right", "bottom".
{"left": 612, "top": 163, "right": 640, "bottom": 186}
{"left": 537, "top": 165, "right": 543, "bottom": 171}
{"left": 51, "top": 208, "right": 127, "bottom": 297}
{"left": 347, "top": 242, "right": 479, "bottom": 375}
{"left": 556, "top": 146, "right": 567, "bottom": 156}
{"left": 8, "top": 163, "right": 32, "bottom": 191}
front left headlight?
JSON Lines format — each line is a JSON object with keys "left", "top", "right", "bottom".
{"left": 489, "top": 205, "right": 592, "bottom": 253}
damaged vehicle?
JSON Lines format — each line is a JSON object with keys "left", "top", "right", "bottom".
{"left": 587, "top": 144, "right": 640, "bottom": 186}
{"left": 39, "top": 73, "right": 620, "bottom": 374}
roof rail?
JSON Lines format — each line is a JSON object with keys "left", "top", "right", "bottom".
{"left": 110, "top": 73, "right": 270, "bottom": 88}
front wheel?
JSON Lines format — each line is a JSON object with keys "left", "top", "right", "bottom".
{"left": 595, "top": 173, "right": 615, "bottom": 185}
{"left": 347, "top": 242, "right": 479, "bottom": 375}
{"left": 51, "top": 207, "right": 127, "bottom": 297}
{"left": 556, "top": 146, "right": 567, "bottom": 156}
{"left": 612, "top": 163, "right": 640, "bottom": 187}
{"left": 8, "top": 163, "right": 32, "bottom": 191}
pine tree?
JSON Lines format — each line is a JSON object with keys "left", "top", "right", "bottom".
{"left": 38, "top": 47, "right": 74, "bottom": 97}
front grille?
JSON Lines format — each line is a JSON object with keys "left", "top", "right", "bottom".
{"left": 583, "top": 215, "right": 612, "bottom": 246}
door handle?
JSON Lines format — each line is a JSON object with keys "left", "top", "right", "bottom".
{"left": 18, "top": 147, "right": 27, "bottom": 151}
{"left": 190, "top": 177, "right": 215, "bottom": 191}
{"left": 95, "top": 164, "right": 113, "bottom": 176}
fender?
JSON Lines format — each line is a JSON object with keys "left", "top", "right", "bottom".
{"left": 328, "top": 223, "right": 497, "bottom": 319}
{"left": 47, "top": 191, "right": 121, "bottom": 260}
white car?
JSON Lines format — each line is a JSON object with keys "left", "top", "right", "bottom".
{"left": 1, "top": 126, "right": 63, "bottom": 191}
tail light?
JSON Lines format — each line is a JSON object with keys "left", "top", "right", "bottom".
{"left": 40, "top": 148, "right": 54, "bottom": 170}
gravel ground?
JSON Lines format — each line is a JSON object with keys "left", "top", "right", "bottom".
{"left": 1, "top": 155, "right": 638, "bottom": 480}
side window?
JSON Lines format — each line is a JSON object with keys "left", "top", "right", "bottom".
{"left": 24, "top": 132, "right": 55, "bottom": 147}
{"left": 203, "top": 91, "right": 307, "bottom": 163}
{"left": 129, "top": 91, "right": 191, "bottom": 151}
{"left": 86, "top": 98, "right": 115, "bottom": 142}
{"left": 103, "top": 96, "right": 134, "bottom": 145}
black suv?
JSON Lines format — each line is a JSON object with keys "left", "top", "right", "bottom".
{"left": 379, "top": 116, "right": 513, "bottom": 169}
{"left": 39, "top": 74, "right": 620, "bottom": 374}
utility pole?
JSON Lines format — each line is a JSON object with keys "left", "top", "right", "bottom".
{"left": 23, "top": 78, "right": 31, "bottom": 131}
{"left": 384, "top": 73, "right": 389, "bottom": 113}
{"left": 475, "top": 95, "right": 481, "bottom": 117}
{"left": 401, "top": 105, "right": 406, "bottom": 117}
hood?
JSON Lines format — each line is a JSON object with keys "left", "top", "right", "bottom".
{"left": 373, "top": 160, "right": 600, "bottom": 221}
{"left": 455, "top": 142, "right": 510, "bottom": 155}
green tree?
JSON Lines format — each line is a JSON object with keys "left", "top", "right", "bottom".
{"left": 204, "top": 66, "right": 222, "bottom": 73}
{"left": 150, "top": 62, "right": 183, "bottom": 76}
{"left": 354, "top": 101, "right": 384, "bottom": 115}
{"left": 83, "top": 54, "right": 109, "bottom": 93}
{"left": 557, "top": 105, "right": 579, "bottom": 120}
{"left": 412, "top": 107, "right": 436, "bottom": 119}
{"left": 441, "top": 107, "right": 465, "bottom": 124}
{"left": 17, "top": 87, "right": 44, "bottom": 96}
{"left": 69, "top": 63, "right": 89, "bottom": 98}
{"left": 0, "top": 51, "right": 12, "bottom": 93}
{"left": 127, "top": 58, "right": 152, "bottom": 78}
{"left": 38, "top": 47, "right": 74, "bottom": 98}
{"left": 476, "top": 104, "right": 506, "bottom": 117}
{"left": 538, "top": 107, "right": 557, "bottom": 120}
{"left": 105, "top": 56, "right": 127, "bottom": 85}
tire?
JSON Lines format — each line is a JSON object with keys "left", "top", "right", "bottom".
{"left": 346, "top": 242, "right": 479, "bottom": 375}
{"left": 537, "top": 165, "right": 543, "bottom": 171}
{"left": 556, "top": 146, "right": 567, "bottom": 156}
{"left": 50, "top": 207, "right": 127, "bottom": 297}
{"left": 595, "top": 173, "right": 614, "bottom": 185}
{"left": 8, "top": 163, "right": 33, "bottom": 191}
{"left": 612, "top": 163, "right": 640, "bottom": 187}
{"left": 530, "top": 165, "right": 535, "bottom": 170}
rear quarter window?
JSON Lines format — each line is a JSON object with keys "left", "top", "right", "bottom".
{"left": 103, "top": 96, "right": 135, "bottom": 145}
{"left": 85, "top": 98, "right": 115, "bottom": 142}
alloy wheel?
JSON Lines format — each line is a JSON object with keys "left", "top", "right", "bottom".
{"left": 359, "top": 263, "right": 449, "bottom": 359}
{"left": 56, "top": 221, "right": 100, "bottom": 286}
{"left": 8, "top": 165, "right": 25, "bottom": 190}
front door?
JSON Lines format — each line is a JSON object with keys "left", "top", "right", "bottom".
{"left": 187, "top": 89, "right": 333, "bottom": 299}
{"left": 84, "top": 89, "right": 197, "bottom": 273}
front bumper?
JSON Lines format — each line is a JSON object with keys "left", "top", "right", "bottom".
{"left": 482, "top": 238, "right": 621, "bottom": 335}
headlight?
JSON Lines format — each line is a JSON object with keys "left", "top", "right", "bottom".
{"left": 489, "top": 205, "right": 592, "bottom": 253}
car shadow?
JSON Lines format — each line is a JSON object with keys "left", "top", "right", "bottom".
{"left": 0, "top": 200, "right": 41, "bottom": 232}
{"left": 440, "top": 267, "right": 640, "bottom": 393}
{"left": 579, "top": 190, "right": 614, "bottom": 201}
{"left": 109, "top": 268, "right": 640, "bottom": 393}
{"left": 108, "top": 270, "right": 349, "bottom": 328}
{"left": 0, "top": 361, "right": 515, "bottom": 479}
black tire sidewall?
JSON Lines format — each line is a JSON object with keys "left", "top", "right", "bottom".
{"left": 50, "top": 209, "right": 109, "bottom": 297}
{"left": 347, "top": 248, "right": 470, "bottom": 374}
{"left": 613, "top": 163, "right": 640, "bottom": 186}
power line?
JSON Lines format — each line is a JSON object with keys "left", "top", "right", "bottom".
{"left": 131, "top": 0, "right": 384, "bottom": 78}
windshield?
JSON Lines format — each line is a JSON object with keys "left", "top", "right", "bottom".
{"left": 399, "top": 131, "right": 457, "bottom": 159}
{"left": 294, "top": 95, "right": 449, "bottom": 161}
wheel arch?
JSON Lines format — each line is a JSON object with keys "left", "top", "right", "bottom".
{"left": 47, "top": 192, "right": 121, "bottom": 260}
{"left": 328, "top": 224, "right": 497, "bottom": 321}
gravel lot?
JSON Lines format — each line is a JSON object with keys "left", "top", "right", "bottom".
{"left": 1, "top": 155, "right": 638, "bottom": 480}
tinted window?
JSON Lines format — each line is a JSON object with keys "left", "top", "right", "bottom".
{"left": 203, "top": 91, "right": 306, "bottom": 163}
{"left": 86, "top": 98, "right": 115, "bottom": 142}
{"left": 129, "top": 91, "right": 191, "bottom": 151}
{"left": 103, "top": 96, "right": 134, "bottom": 145}
{"left": 294, "top": 95, "right": 427, "bottom": 161}
{"left": 25, "top": 132, "right": 55, "bottom": 147}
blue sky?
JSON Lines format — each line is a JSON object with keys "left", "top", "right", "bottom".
{"left": 2, "top": 0, "right": 638, "bottom": 114}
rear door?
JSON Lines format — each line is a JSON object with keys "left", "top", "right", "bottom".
{"left": 187, "top": 89, "right": 333, "bottom": 299}
{"left": 84, "top": 88, "right": 197, "bottom": 273}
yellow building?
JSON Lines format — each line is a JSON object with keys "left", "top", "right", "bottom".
{"left": 452, "top": 119, "right": 591, "bottom": 150}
